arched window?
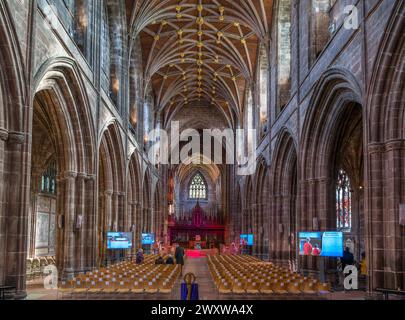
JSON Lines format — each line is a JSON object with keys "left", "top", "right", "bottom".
{"left": 259, "top": 45, "right": 269, "bottom": 136}
{"left": 73, "top": 0, "right": 91, "bottom": 60}
{"left": 336, "top": 169, "right": 352, "bottom": 231}
{"left": 189, "top": 173, "right": 207, "bottom": 200}
{"left": 277, "top": 0, "right": 292, "bottom": 112}
{"left": 47, "top": 0, "right": 91, "bottom": 59}
{"left": 101, "top": 4, "right": 111, "bottom": 93}
{"left": 143, "top": 87, "right": 155, "bottom": 148}
{"left": 245, "top": 89, "right": 254, "bottom": 155}
{"left": 41, "top": 161, "right": 57, "bottom": 195}
{"left": 311, "top": 0, "right": 337, "bottom": 63}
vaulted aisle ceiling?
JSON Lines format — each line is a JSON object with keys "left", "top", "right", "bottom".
{"left": 129, "top": 0, "right": 273, "bottom": 127}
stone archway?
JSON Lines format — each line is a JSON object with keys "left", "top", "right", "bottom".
{"left": 270, "top": 130, "right": 298, "bottom": 267}
{"left": 254, "top": 157, "right": 270, "bottom": 259}
{"left": 98, "top": 122, "right": 125, "bottom": 265}
{"left": 29, "top": 58, "right": 96, "bottom": 283}
{"left": 127, "top": 152, "right": 142, "bottom": 251}
{"left": 299, "top": 68, "right": 364, "bottom": 275}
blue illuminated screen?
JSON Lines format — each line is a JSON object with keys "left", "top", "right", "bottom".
{"left": 107, "top": 232, "right": 132, "bottom": 249}
{"left": 298, "top": 231, "right": 343, "bottom": 257}
{"left": 142, "top": 233, "right": 155, "bottom": 245}
{"left": 240, "top": 234, "right": 254, "bottom": 246}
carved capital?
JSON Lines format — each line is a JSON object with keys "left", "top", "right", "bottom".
{"left": 104, "top": 190, "right": 113, "bottom": 197}
{"left": 368, "top": 143, "right": 385, "bottom": 154}
{"left": 0, "top": 128, "right": 8, "bottom": 141}
{"left": 86, "top": 174, "right": 97, "bottom": 181}
{"left": 77, "top": 172, "right": 88, "bottom": 180}
{"left": 385, "top": 140, "right": 405, "bottom": 151}
{"left": 8, "top": 131, "right": 25, "bottom": 144}
{"left": 64, "top": 171, "right": 78, "bottom": 179}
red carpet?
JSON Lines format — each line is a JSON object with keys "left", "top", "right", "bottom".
{"left": 186, "top": 249, "right": 206, "bottom": 258}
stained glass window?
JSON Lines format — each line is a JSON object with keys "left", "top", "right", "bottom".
{"left": 41, "top": 161, "right": 57, "bottom": 195}
{"left": 189, "top": 173, "right": 207, "bottom": 199}
{"left": 336, "top": 169, "right": 352, "bottom": 231}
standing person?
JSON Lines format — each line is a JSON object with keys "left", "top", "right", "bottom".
{"left": 175, "top": 244, "right": 185, "bottom": 275}
{"left": 303, "top": 238, "right": 313, "bottom": 256}
{"left": 153, "top": 241, "right": 159, "bottom": 255}
{"left": 360, "top": 252, "right": 367, "bottom": 276}
{"left": 136, "top": 249, "right": 144, "bottom": 264}
{"left": 340, "top": 247, "right": 354, "bottom": 270}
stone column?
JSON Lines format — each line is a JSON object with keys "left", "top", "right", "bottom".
{"left": 112, "top": 192, "right": 119, "bottom": 231}
{"left": 104, "top": 190, "right": 113, "bottom": 231}
{"left": 127, "top": 201, "right": 133, "bottom": 232}
{"left": 130, "top": 202, "right": 137, "bottom": 254}
{"left": 76, "top": 173, "right": 86, "bottom": 273}
{"left": 117, "top": 192, "right": 125, "bottom": 230}
{"left": 4, "top": 131, "right": 28, "bottom": 298}
{"left": 62, "top": 171, "right": 77, "bottom": 279}
{"left": 28, "top": 192, "right": 38, "bottom": 258}
{"left": 0, "top": 128, "right": 8, "bottom": 286}
{"left": 143, "top": 208, "right": 148, "bottom": 232}
{"left": 85, "top": 175, "right": 96, "bottom": 271}
{"left": 282, "top": 195, "right": 291, "bottom": 265}
{"left": 274, "top": 194, "right": 281, "bottom": 263}
{"left": 135, "top": 202, "right": 142, "bottom": 248}
{"left": 367, "top": 141, "right": 405, "bottom": 290}
{"left": 383, "top": 141, "right": 405, "bottom": 290}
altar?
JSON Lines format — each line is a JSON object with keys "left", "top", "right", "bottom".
{"left": 168, "top": 202, "right": 225, "bottom": 249}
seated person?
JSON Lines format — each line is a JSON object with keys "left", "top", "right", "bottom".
{"left": 165, "top": 254, "right": 174, "bottom": 265}
{"left": 312, "top": 244, "right": 321, "bottom": 256}
{"left": 155, "top": 255, "right": 165, "bottom": 265}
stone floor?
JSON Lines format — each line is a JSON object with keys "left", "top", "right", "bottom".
{"left": 24, "top": 257, "right": 403, "bottom": 300}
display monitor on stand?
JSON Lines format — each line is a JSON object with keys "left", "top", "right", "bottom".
{"left": 298, "top": 231, "right": 344, "bottom": 283}
{"left": 141, "top": 233, "right": 155, "bottom": 254}
{"left": 106, "top": 232, "right": 133, "bottom": 264}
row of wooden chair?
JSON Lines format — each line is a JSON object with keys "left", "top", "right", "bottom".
{"left": 58, "top": 255, "right": 181, "bottom": 299}
{"left": 208, "top": 255, "right": 331, "bottom": 295}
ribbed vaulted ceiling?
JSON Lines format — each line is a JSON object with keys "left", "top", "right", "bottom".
{"left": 129, "top": 0, "right": 273, "bottom": 127}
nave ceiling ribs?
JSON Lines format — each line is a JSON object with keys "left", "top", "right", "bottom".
{"left": 130, "top": 0, "right": 272, "bottom": 126}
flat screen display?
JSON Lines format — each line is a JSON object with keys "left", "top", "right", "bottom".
{"left": 107, "top": 232, "right": 132, "bottom": 249}
{"left": 240, "top": 234, "right": 254, "bottom": 246}
{"left": 142, "top": 233, "right": 155, "bottom": 245}
{"left": 298, "top": 231, "right": 343, "bottom": 257}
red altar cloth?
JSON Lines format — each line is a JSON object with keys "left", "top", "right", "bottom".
{"left": 185, "top": 249, "right": 218, "bottom": 258}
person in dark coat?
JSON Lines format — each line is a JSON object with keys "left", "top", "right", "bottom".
{"left": 155, "top": 255, "right": 164, "bottom": 265}
{"left": 175, "top": 244, "right": 185, "bottom": 275}
{"left": 136, "top": 249, "right": 144, "bottom": 264}
{"left": 340, "top": 247, "right": 354, "bottom": 270}
{"left": 165, "top": 254, "right": 174, "bottom": 265}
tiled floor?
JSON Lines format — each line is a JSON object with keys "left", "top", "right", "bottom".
{"left": 24, "top": 257, "right": 402, "bottom": 300}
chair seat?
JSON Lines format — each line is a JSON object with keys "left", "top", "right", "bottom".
{"left": 116, "top": 288, "right": 131, "bottom": 293}
{"left": 73, "top": 289, "right": 88, "bottom": 294}
{"left": 103, "top": 288, "right": 117, "bottom": 293}
{"left": 130, "top": 288, "right": 144, "bottom": 293}
{"left": 273, "top": 289, "right": 288, "bottom": 294}
{"left": 260, "top": 289, "right": 273, "bottom": 294}
{"left": 145, "top": 289, "right": 158, "bottom": 294}
{"left": 219, "top": 288, "right": 232, "bottom": 294}
{"left": 246, "top": 289, "right": 259, "bottom": 294}
{"left": 88, "top": 288, "right": 102, "bottom": 293}
{"left": 159, "top": 288, "right": 172, "bottom": 294}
